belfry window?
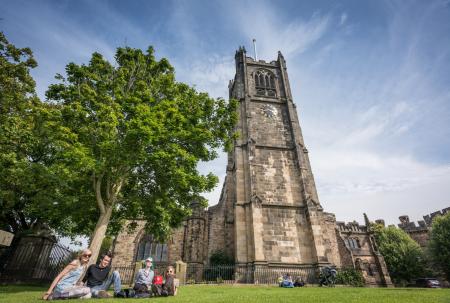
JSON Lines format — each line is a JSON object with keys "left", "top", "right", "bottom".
{"left": 136, "top": 234, "right": 168, "bottom": 262}
{"left": 254, "top": 69, "right": 276, "bottom": 97}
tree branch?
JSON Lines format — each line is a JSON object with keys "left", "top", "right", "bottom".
{"left": 114, "top": 178, "right": 124, "bottom": 196}
{"left": 106, "top": 177, "right": 111, "bottom": 201}
{"left": 125, "top": 60, "right": 140, "bottom": 94}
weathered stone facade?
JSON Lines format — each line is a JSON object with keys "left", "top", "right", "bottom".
{"left": 335, "top": 216, "right": 391, "bottom": 286}
{"left": 113, "top": 48, "right": 393, "bottom": 286}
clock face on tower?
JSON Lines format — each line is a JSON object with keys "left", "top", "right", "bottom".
{"left": 261, "top": 104, "right": 278, "bottom": 119}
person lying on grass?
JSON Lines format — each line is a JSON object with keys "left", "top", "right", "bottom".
{"left": 42, "top": 249, "right": 92, "bottom": 300}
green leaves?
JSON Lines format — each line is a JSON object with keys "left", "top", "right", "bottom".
{"left": 373, "top": 225, "right": 426, "bottom": 285}
{"left": 1, "top": 32, "right": 237, "bottom": 249}
{"left": 45, "top": 45, "right": 237, "bottom": 241}
{"left": 0, "top": 32, "right": 49, "bottom": 234}
{"left": 428, "top": 213, "right": 450, "bottom": 280}
{"left": 335, "top": 268, "right": 365, "bottom": 287}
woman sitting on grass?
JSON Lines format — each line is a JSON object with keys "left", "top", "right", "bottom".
{"left": 281, "top": 273, "right": 294, "bottom": 288}
{"left": 42, "top": 249, "right": 92, "bottom": 300}
{"left": 150, "top": 266, "right": 177, "bottom": 297}
{"left": 162, "top": 266, "right": 177, "bottom": 296}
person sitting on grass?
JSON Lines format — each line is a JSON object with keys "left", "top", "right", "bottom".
{"left": 161, "top": 266, "right": 178, "bottom": 296}
{"left": 42, "top": 249, "right": 92, "bottom": 300}
{"left": 151, "top": 270, "right": 164, "bottom": 296}
{"left": 82, "top": 251, "right": 126, "bottom": 298}
{"left": 281, "top": 273, "right": 294, "bottom": 288}
{"left": 132, "top": 257, "right": 154, "bottom": 298}
{"left": 294, "top": 276, "right": 305, "bottom": 287}
{"left": 277, "top": 275, "right": 284, "bottom": 287}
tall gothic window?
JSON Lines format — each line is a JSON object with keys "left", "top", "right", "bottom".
{"left": 135, "top": 234, "right": 168, "bottom": 262}
{"left": 254, "top": 69, "right": 276, "bottom": 97}
{"left": 345, "top": 237, "right": 360, "bottom": 249}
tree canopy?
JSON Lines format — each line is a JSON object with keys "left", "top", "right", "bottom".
{"left": 372, "top": 224, "right": 426, "bottom": 285}
{"left": 0, "top": 32, "right": 69, "bottom": 235}
{"left": 45, "top": 46, "right": 238, "bottom": 262}
{"left": 428, "top": 213, "right": 450, "bottom": 280}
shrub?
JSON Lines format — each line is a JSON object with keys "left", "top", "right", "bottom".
{"left": 336, "top": 268, "right": 365, "bottom": 287}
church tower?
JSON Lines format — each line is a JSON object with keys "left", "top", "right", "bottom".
{"left": 224, "top": 46, "right": 332, "bottom": 270}
{"left": 111, "top": 46, "right": 392, "bottom": 286}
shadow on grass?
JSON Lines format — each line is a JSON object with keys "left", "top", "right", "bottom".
{"left": 0, "top": 284, "right": 46, "bottom": 294}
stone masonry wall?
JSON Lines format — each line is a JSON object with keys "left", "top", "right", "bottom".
{"left": 113, "top": 220, "right": 146, "bottom": 267}
{"left": 252, "top": 149, "right": 303, "bottom": 206}
{"left": 320, "top": 212, "right": 343, "bottom": 267}
{"left": 168, "top": 226, "right": 184, "bottom": 263}
{"left": 248, "top": 101, "right": 293, "bottom": 148}
{"left": 207, "top": 203, "right": 227, "bottom": 259}
{"left": 261, "top": 207, "right": 301, "bottom": 263}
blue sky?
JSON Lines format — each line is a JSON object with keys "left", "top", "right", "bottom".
{"left": 2, "top": 0, "right": 450, "bottom": 228}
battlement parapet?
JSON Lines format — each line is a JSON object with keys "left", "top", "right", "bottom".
{"left": 245, "top": 56, "right": 278, "bottom": 66}
{"left": 374, "top": 219, "right": 385, "bottom": 226}
{"left": 397, "top": 207, "right": 449, "bottom": 231}
{"left": 397, "top": 220, "right": 429, "bottom": 232}
{"left": 336, "top": 221, "right": 367, "bottom": 233}
{"left": 423, "top": 207, "right": 449, "bottom": 225}
{"left": 397, "top": 207, "right": 450, "bottom": 232}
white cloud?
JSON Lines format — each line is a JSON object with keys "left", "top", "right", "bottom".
{"left": 340, "top": 13, "right": 348, "bottom": 26}
{"left": 175, "top": 55, "right": 235, "bottom": 99}
{"left": 232, "top": 3, "right": 330, "bottom": 59}
{"left": 196, "top": 4, "right": 450, "bottom": 226}
{"left": 4, "top": 0, "right": 449, "bottom": 225}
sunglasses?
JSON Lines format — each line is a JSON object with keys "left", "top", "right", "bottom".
{"left": 82, "top": 254, "right": 92, "bottom": 257}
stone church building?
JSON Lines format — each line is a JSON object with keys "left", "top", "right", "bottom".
{"left": 113, "top": 47, "right": 392, "bottom": 286}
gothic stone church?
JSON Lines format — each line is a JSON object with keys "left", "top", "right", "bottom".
{"left": 113, "top": 47, "right": 392, "bottom": 286}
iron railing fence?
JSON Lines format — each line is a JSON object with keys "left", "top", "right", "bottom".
{"left": 185, "top": 263, "right": 320, "bottom": 285}
{"left": 153, "top": 262, "right": 177, "bottom": 276}
{"left": 114, "top": 262, "right": 177, "bottom": 285}
{"left": 111, "top": 263, "right": 320, "bottom": 286}
{"left": 0, "top": 239, "right": 73, "bottom": 283}
{"left": 111, "top": 265, "right": 135, "bottom": 285}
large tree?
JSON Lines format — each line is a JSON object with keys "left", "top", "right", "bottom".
{"left": 46, "top": 46, "right": 237, "bottom": 262}
{"left": 428, "top": 213, "right": 450, "bottom": 280}
{"left": 372, "top": 224, "right": 426, "bottom": 284}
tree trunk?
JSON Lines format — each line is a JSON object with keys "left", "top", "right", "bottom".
{"left": 88, "top": 205, "right": 113, "bottom": 265}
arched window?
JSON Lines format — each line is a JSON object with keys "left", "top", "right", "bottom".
{"left": 135, "top": 234, "right": 168, "bottom": 262}
{"left": 254, "top": 69, "right": 276, "bottom": 97}
{"left": 270, "top": 76, "right": 275, "bottom": 88}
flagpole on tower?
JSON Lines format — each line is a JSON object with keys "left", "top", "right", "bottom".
{"left": 252, "top": 38, "right": 257, "bottom": 61}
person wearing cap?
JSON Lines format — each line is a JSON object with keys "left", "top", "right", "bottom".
{"left": 133, "top": 257, "right": 154, "bottom": 295}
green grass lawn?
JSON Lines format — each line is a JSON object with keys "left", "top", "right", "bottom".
{"left": 0, "top": 285, "right": 449, "bottom": 303}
